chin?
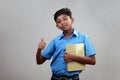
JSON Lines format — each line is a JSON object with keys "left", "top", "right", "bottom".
{"left": 62, "top": 28, "right": 68, "bottom": 31}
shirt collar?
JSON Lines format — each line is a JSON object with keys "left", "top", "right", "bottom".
{"left": 59, "top": 29, "right": 78, "bottom": 40}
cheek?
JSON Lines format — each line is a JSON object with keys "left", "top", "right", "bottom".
{"left": 56, "top": 24, "right": 61, "bottom": 27}
{"left": 56, "top": 24, "right": 61, "bottom": 29}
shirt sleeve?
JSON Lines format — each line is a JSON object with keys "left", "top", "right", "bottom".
{"left": 84, "top": 35, "right": 96, "bottom": 57}
{"left": 42, "top": 40, "right": 55, "bottom": 60}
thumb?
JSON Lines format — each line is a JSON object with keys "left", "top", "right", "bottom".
{"left": 41, "top": 38, "right": 44, "bottom": 42}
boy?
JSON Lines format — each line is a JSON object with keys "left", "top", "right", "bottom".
{"left": 36, "top": 8, "right": 96, "bottom": 80}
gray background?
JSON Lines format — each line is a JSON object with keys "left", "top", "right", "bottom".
{"left": 0, "top": 0, "right": 120, "bottom": 80}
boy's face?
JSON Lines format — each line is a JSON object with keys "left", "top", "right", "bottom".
{"left": 56, "top": 14, "right": 74, "bottom": 31}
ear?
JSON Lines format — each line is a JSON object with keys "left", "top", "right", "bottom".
{"left": 71, "top": 18, "right": 74, "bottom": 24}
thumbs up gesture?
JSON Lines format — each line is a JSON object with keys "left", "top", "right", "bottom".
{"left": 38, "top": 38, "right": 46, "bottom": 51}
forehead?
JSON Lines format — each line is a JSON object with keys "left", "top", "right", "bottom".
{"left": 56, "top": 14, "right": 69, "bottom": 20}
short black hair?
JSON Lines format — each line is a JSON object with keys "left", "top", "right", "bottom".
{"left": 54, "top": 8, "right": 72, "bottom": 22}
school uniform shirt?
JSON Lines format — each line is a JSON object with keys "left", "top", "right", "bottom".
{"left": 42, "top": 29, "right": 96, "bottom": 76}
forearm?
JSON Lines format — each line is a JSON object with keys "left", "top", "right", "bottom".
{"left": 73, "top": 55, "right": 96, "bottom": 65}
{"left": 36, "top": 48, "right": 46, "bottom": 65}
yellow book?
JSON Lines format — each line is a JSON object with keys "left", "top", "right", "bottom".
{"left": 66, "top": 43, "right": 86, "bottom": 71}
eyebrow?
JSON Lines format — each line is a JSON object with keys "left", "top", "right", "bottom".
{"left": 56, "top": 15, "right": 68, "bottom": 20}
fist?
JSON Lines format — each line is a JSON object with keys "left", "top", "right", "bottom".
{"left": 38, "top": 38, "right": 46, "bottom": 51}
{"left": 63, "top": 52, "right": 74, "bottom": 63}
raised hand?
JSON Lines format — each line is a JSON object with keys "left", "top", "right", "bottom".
{"left": 38, "top": 38, "right": 46, "bottom": 51}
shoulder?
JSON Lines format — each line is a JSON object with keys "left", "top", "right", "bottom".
{"left": 50, "top": 34, "right": 62, "bottom": 43}
{"left": 76, "top": 31, "right": 89, "bottom": 38}
{"left": 75, "top": 30, "right": 91, "bottom": 43}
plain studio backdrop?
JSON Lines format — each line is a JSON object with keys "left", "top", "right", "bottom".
{"left": 0, "top": 0, "right": 120, "bottom": 80}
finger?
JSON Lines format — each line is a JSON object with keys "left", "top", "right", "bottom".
{"left": 62, "top": 52, "right": 67, "bottom": 54}
{"left": 41, "top": 38, "right": 44, "bottom": 42}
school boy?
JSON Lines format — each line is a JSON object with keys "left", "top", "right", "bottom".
{"left": 36, "top": 8, "right": 96, "bottom": 80}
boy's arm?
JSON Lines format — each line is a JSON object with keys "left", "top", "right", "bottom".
{"left": 74, "top": 55, "right": 96, "bottom": 65}
{"left": 36, "top": 49, "right": 46, "bottom": 65}
{"left": 36, "top": 38, "right": 46, "bottom": 65}
{"left": 63, "top": 52, "right": 96, "bottom": 65}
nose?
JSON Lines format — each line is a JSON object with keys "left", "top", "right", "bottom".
{"left": 61, "top": 20, "right": 65, "bottom": 25}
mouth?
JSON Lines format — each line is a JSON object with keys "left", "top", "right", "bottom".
{"left": 62, "top": 25, "right": 67, "bottom": 28}
{"left": 62, "top": 24, "right": 68, "bottom": 28}
{"left": 61, "top": 26, "right": 67, "bottom": 29}
{"left": 61, "top": 25, "right": 68, "bottom": 30}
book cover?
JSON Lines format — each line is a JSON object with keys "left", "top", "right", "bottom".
{"left": 66, "top": 43, "right": 86, "bottom": 71}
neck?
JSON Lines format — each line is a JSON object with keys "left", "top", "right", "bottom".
{"left": 63, "top": 28, "right": 74, "bottom": 38}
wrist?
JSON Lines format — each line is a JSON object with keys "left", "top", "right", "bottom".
{"left": 37, "top": 48, "right": 42, "bottom": 52}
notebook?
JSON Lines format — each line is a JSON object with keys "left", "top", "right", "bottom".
{"left": 66, "top": 43, "right": 86, "bottom": 71}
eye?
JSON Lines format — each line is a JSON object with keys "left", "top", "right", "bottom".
{"left": 56, "top": 20, "right": 61, "bottom": 24}
{"left": 63, "top": 17, "right": 68, "bottom": 21}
